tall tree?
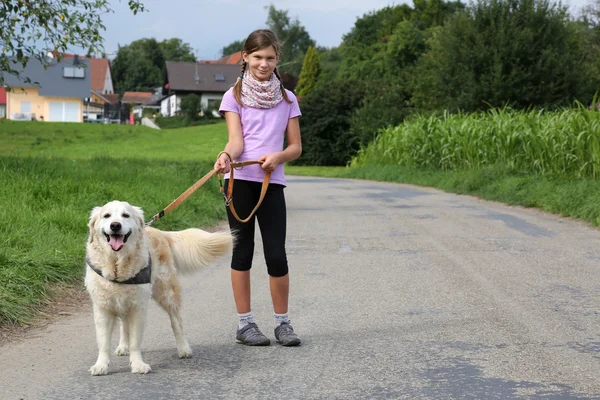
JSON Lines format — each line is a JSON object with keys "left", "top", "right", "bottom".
{"left": 159, "top": 38, "right": 196, "bottom": 62}
{"left": 112, "top": 37, "right": 195, "bottom": 94}
{"left": 295, "top": 46, "right": 321, "bottom": 96}
{"left": 412, "top": 0, "right": 600, "bottom": 111}
{"left": 0, "top": 0, "right": 144, "bottom": 86}
{"left": 112, "top": 38, "right": 164, "bottom": 94}
{"left": 265, "top": 5, "right": 315, "bottom": 76}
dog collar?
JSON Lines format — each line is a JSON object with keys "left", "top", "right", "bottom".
{"left": 86, "top": 255, "right": 152, "bottom": 285}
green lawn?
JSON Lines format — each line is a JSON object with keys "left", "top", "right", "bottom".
{"left": 0, "top": 120, "right": 231, "bottom": 326}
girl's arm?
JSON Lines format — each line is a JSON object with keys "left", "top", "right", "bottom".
{"left": 259, "top": 117, "right": 302, "bottom": 172}
{"left": 214, "top": 111, "right": 244, "bottom": 173}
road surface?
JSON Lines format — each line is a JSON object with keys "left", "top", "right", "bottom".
{"left": 2, "top": 176, "right": 600, "bottom": 399}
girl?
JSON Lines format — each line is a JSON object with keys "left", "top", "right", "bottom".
{"left": 214, "top": 29, "right": 302, "bottom": 346}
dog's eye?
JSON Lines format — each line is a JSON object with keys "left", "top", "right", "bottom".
{"left": 122, "top": 213, "right": 130, "bottom": 218}
{"left": 103, "top": 213, "right": 111, "bottom": 219}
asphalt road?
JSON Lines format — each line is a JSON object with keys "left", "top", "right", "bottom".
{"left": 2, "top": 176, "right": 600, "bottom": 399}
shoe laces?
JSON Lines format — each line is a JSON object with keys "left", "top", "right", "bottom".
{"left": 244, "top": 325, "right": 266, "bottom": 339}
{"left": 277, "top": 323, "right": 296, "bottom": 338}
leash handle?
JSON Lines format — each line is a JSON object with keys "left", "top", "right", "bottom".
{"left": 217, "top": 151, "right": 271, "bottom": 224}
{"left": 145, "top": 152, "right": 270, "bottom": 226}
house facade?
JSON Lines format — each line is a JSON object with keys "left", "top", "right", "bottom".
{"left": 161, "top": 62, "right": 241, "bottom": 117}
{"left": 0, "top": 87, "right": 6, "bottom": 118}
{"left": 2, "top": 57, "right": 91, "bottom": 122}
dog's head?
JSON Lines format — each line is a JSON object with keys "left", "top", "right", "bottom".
{"left": 88, "top": 201, "right": 145, "bottom": 251}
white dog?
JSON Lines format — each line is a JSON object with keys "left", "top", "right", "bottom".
{"left": 85, "top": 200, "right": 232, "bottom": 376}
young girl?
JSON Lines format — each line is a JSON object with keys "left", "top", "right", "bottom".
{"left": 214, "top": 29, "right": 302, "bottom": 346}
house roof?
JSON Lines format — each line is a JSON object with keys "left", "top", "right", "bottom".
{"left": 165, "top": 62, "right": 241, "bottom": 92}
{"left": 1, "top": 57, "right": 91, "bottom": 99}
{"left": 201, "top": 51, "right": 243, "bottom": 65}
{"left": 122, "top": 92, "right": 153, "bottom": 104}
{"left": 57, "top": 53, "right": 110, "bottom": 92}
{"left": 103, "top": 93, "right": 119, "bottom": 104}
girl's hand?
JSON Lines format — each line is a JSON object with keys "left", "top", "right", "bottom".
{"left": 258, "top": 153, "right": 281, "bottom": 172}
{"left": 214, "top": 153, "right": 231, "bottom": 173}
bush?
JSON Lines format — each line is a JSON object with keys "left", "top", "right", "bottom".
{"left": 297, "top": 79, "right": 365, "bottom": 166}
{"left": 154, "top": 116, "right": 219, "bottom": 130}
{"left": 350, "top": 80, "right": 412, "bottom": 147}
{"left": 180, "top": 94, "right": 201, "bottom": 120}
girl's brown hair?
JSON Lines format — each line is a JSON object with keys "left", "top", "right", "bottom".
{"left": 233, "top": 29, "right": 292, "bottom": 106}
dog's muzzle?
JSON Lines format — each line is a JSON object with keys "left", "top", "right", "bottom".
{"left": 103, "top": 230, "right": 132, "bottom": 251}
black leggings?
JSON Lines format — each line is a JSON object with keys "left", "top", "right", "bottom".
{"left": 225, "top": 179, "right": 288, "bottom": 277}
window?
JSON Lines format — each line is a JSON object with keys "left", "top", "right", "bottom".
{"left": 21, "top": 101, "right": 31, "bottom": 113}
{"left": 63, "top": 67, "right": 85, "bottom": 78}
{"left": 214, "top": 73, "right": 225, "bottom": 82}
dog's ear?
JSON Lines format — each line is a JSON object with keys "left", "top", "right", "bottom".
{"left": 88, "top": 206, "right": 102, "bottom": 243}
{"left": 133, "top": 206, "right": 145, "bottom": 230}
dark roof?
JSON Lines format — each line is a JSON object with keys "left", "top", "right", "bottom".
{"left": 165, "top": 62, "right": 241, "bottom": 92}
{"left": 1, "top": 57, "right": 91, "bottom": 99}
{"left": 60, "top": 54, "right": 111, "bottom": 92}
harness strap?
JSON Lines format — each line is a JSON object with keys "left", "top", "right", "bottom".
{"left": 86, "top": 255, "right": 152, "bottom": 285}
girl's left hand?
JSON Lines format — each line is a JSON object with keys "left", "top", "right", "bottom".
{"left": 258, "top": 153, "right": 281, "bottom": 172}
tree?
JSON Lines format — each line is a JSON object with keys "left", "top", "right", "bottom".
{"left": 295, "top": 46, "right": 321, "bottom": 96}
{"left": 266, "top": 5, "right": 315, "bottom": 76}
{"left": 112, "top": 38, "right": 164, "bottom": 94}
{"left": 112, "top": 37, "right": 196, "bottom": 94}
{"left": 221, "top": 40, "right": 245, "bottom": 57}
{"left": 180, "top": 94, "right": 201, "bottom": 120}
{"left": 412, "top": 0, "right": 600, "bottom": 112}
{"left": 160, "top": 38, "right": 196, "bottom": 62}
{"left": 297, "top": 79, "right": 366, "bottom": 166}
{"left": 0, "top": 0, "right": 144, "bottom": 86}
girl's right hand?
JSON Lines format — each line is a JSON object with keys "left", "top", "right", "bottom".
{"left": 214, "top": 153, "right": 231, "bottom": 173}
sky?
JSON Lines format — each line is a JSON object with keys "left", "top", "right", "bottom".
{"left": 84, "top": 0, "right": 593, "bottom": 61}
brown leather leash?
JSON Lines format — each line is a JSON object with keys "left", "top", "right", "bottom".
{"left": 146, "top": 151, "right": 270, "bottom": 226}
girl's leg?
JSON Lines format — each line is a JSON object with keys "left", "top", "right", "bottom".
{"left": 231, "top": 269, "right": 251, "bottom": 313}
{"left": 256, "top": 185, "right": 290, "bottom": 314}
{"left": 226, "top": 180, "right": 270, "bottom": 345}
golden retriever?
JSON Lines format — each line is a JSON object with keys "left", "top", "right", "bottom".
{"left": 85, "top": 200, "right": 232, "bottom": 375}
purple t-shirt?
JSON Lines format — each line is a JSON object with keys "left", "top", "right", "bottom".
{"left": 218, "top": 87, "right": 301, "bottom": 186}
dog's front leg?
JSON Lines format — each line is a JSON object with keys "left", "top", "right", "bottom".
{"left": 128, "top": 308, "right": 151, "bottom": 374}
{"left": 115, "top": 317, "right": 130, "bottom": 356}
{"left": 90, "top": 305, "right": 116, "bottom": 376}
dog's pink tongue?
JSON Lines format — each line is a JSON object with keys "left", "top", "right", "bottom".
{"left": 109, "top": 235, "right": 124, "bottom": 251}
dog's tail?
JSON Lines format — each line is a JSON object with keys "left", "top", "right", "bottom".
{"left": 166, "top": 228, "right": 233, "bottom": 274}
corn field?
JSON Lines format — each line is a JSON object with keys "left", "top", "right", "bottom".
{"left": 352, "top": 107, "right": 600, "bottom": 178}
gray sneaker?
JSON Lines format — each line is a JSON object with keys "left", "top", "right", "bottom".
{"left": 274, "top": 322, "right": 301, "bottom": 346}
{"left": 236, "top": 323, "right": 271, "bottom": 346}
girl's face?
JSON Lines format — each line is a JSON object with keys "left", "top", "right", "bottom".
{"left": 243, "top": 46, "right": 279, "bottom": 82}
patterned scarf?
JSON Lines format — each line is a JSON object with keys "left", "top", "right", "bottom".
{"left": 240, "top": 69, "right": 283, "bottom": 109}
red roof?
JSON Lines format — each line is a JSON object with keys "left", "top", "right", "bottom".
{"left": 122, "top": 92, "right": 153, "bottom": 104}
{"left": 0, "top": 87, "right": 6, "bottom": 104}
{"left": 200, "top": 51, "right": 243, "bottom": 65}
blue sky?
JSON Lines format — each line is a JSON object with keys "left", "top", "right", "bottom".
{"left": 87, "top": 0, "right": 592, "bottom": 60}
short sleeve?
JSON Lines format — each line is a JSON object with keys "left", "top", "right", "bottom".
{"left": 287, "top": 90, "right": 301, "bottom": 119}
{"left": 219, "top": 89, "right": 240, "bottom": 116}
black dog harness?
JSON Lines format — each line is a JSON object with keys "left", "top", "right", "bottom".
{"left": 86, "top": 255, "right": 152, "bottom": 285}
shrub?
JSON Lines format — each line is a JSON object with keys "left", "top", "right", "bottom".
{"left": 297, "top": 79, "right": 365, "bottom": 166}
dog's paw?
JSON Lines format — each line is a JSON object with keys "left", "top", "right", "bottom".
{"left": 178, "top": 345, "right": 193, "bottom": 358}
{"left": 131, "top": 361, "right": 151, "bottom": 374}
{"left": 115, "top": 345, "right": 129, "bottom": 356}
{"left": 89, "top": 362, "right": 109, "bottom": 376}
